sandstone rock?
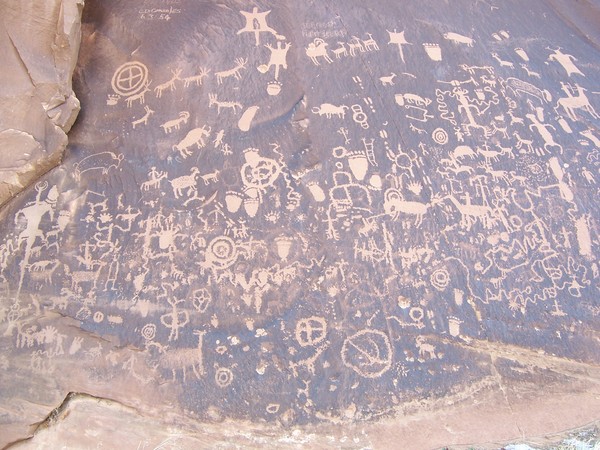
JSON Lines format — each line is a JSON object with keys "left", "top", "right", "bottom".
{"left": 1, "top": 0, "right": 599, "bottom": 449}
{"left": 0, "top": 0, "right": 83, "bottom": 206}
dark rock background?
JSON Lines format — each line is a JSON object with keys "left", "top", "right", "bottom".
{"left": 0, "top": 0, "right": 599, "bottom": 448}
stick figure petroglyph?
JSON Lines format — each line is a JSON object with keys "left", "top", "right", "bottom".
{"left": 160, "top": 285, "right": 189, "bottom": 342}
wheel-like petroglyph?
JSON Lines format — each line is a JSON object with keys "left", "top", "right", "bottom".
{"left": 111, "top": 61, "right": 149, "bottom": 97}
{"left": 295, "top": 317, "right": 327, "bottom": 347}
{"left": 341, "top": 329, "right": 392, "bottom": 378}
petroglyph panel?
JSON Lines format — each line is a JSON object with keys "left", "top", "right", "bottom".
{"left": 1, "top": 0, "right": 599, "bottom": 445}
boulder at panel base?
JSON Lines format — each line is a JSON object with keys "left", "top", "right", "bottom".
{"left": 0, "top": 0, "right": 83, "bottom": 206}
{"left": 0, "top": 0, "right": 600, "bottom": 449}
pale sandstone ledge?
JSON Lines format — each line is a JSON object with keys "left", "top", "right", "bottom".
{"left": 0, "top": 0, "right": 83, "bottom": 207}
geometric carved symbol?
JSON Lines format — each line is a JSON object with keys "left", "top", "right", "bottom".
{"left": 295, "top": 316, "right": 327, "bottom": 347}
{"left": 341, "top": 329, "right": 392, "bottom": 378}
{"left": 111, "top": 61, "right": 149, "bottom": 97}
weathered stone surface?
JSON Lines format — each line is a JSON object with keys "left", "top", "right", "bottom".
{"left": 1, "top": 0, "right": 600, "bottom": 448}
{"left": 0, "top": 0, "right": 83, "bottom": 206}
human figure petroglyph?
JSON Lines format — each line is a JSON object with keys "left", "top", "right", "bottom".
{"left": 215, "top": 58, "right": 248, "bottom": 84}
{"left": 154, "top": 68, "right": 181, "bottom": 98}
{"left": 14, "top": 183, "right": 58, "bottom": 298}
{"left": 547, "top": 47, "right": 584, "bottom": 77}
{"left": 141, "top": 167, "right": 167, "bottom": 191}
{"left": 387, "top": 29, "right": 411, "bottom": 63}
{"left": 526, "top": 113, "right": 563, "bottom": 153}
{"left": 262, "top": 41, "right": 291, "bottom": 80}
{"left": 160, "top": 285, "right": 189, "bottom": 342}
{"left": 305, "top": 38, "right": 333, "bottom": 65}
{"left": 237, "top": 7, "right": 282, "bottom": 46}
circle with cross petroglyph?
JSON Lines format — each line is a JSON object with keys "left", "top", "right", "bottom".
{"left": 111, "top": 61, "right": 148, "bottom": 97}
{"left": 295, "top": 316, "right": 327, "bottom": 347}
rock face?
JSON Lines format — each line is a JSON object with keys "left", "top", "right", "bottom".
{"left": 1, "top": 0, "right": 600, "bottom": 448}
{"left": 0, "top": 0, "right": 83, "bottom": 206}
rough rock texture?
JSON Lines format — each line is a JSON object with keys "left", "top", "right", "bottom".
{"left": 0, "top": 0, "right": 83, "bottom": 207}
{"left": 1, "top": 0, "right": 600, "bottom": 448}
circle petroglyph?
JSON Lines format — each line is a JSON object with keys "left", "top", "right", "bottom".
{"left": 295, "top": 316, "right": 327, "bottom": 347}
{"left": 432, "top": 127, "right": 449, "bottom": 145}
{"left": 215, "top": 367, "right": 234, "bottom": 388}
{"left": 341, "top": 329, "right": 392, "bottom": 378}
{"left": 111, "top": 61, "right": 148, "bottom": 97}
{"left": 206, "top": 236, "right": 238, "bottom": 270}
{"left": 192, "top": 288, "right": 212, "bottom": 313}
{"left": 141, "top": 323, "right": 156, "bottom": 341}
